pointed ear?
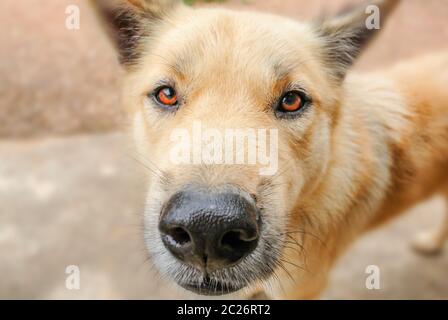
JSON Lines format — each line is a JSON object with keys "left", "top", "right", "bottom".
{"left": 315, "top": 0, "right": 400, "bottom": 81}
{"left": 90, "top": 0, "right": 182, "bottom": 66}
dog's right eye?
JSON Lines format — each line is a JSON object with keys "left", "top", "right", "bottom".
{"left": 275, "top": 90, "right": 311, "bottom": 119}
{"left": 280, "top": 92, "right": 303, "bottom": 112}
{"left": 154, "top": 86, "right": 178, "bottom": 108}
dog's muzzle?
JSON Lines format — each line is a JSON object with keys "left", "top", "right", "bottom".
{"left": 159, "top": 187, "right": 261, "bottom": 294}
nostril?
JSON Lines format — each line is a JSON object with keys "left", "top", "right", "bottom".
{"left": 221, "top": 231, "right": 242, "bottom": 249}
{"left": 168, "top": 227, "right": 191, "bottom": 246}
{"left": 220, "top": 229, "right": 257, "bottom": 250}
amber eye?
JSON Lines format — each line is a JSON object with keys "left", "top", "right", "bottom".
{"left": 279, "top": 91, "right": 303, "bottom": 113}
{"left": 155, "top": 86, "right": 178, "bottom": 107}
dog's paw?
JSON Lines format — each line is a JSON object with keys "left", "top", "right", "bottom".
{"left": 411, "top": 230, "right": 445, "bottom": 255}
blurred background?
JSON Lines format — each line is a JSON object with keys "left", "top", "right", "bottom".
{"left": 1, "top": 0, "right": 448, "bottom": 299}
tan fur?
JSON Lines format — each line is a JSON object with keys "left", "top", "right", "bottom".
{"left": 92, "top": 0, "right": 448, "bottom": 299}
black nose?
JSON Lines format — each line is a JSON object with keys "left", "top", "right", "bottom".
{"left": 159, "top": 189, "right": 260, "bottom": 272}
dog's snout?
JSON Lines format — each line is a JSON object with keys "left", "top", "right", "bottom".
{"left": 159, "top": 189, "right": 260, "bottom": 272}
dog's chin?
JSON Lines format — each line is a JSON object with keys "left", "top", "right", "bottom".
{"left": 179, "top": 279, "right": 245, "bottom": 296}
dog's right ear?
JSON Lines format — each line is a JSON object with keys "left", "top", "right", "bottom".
{"left": 90, "top": 0, "right": 181, "bottom": 66}
{"left": 315, "top": 0, "right": 400, "bottom": 81}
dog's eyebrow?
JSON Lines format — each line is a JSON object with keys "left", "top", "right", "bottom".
{"left": 271, "top": 61, "right": 295, "bottom": 82}
{"left": 149, "top": 50, "right": 191, "bottom": 80}
{"left": 158, "top": 62, "right": 186, "bottom": 81}
{"left": 169, "top": 48, "right": 199, "bottom": 80}
{"left": 170, "top": 58, "right": 189, "bottom": 79}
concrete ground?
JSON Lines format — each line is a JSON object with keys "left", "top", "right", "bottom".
{"left": 1, "top": 133, "right": 447, "bottom": 299}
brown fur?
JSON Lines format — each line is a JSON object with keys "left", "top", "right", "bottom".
{"left": 92, "top": 0, "right": 448, "bottom": 299}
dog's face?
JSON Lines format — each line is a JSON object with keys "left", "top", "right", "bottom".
{"left": 93, "top": 0, "right": 398, "bottom": 296}
{"left": 128, "top": 7, "right": 336, "bottom": 296}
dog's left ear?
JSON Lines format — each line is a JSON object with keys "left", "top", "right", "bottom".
{"left": 316, "top": 0, "right": 400, "bottom": 81}
{"left": 90, "top": 0, "right": 182, "bottom": 67}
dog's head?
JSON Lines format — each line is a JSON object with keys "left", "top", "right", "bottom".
{"left": 93, "top": 0, "right": 399, "bottom": 296}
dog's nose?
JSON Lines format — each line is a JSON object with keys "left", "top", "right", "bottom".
{"left": 159, "top": 189, "right": 260, "bottom": 271}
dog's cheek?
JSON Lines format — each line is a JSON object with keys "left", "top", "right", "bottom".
{"left": 132, "top": 111, "right": 151, "bottom": 159}
{"left": 296, "top": 115, "right": 332, "bottom": 200}
{"left": 144, "top": 176, "right": 169, "bottom": 232}
{"left": 277, "top": 140, "right": 306, "bottom": 210}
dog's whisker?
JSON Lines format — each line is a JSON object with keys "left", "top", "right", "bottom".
{"left": 281, "top": 230, "right": 327, "bottom": 248}
{"left": 128, "top": 153, "right": 165, "bottom": 181}
{"left": 279, "top": 258, "right": 307, "bottom": 273}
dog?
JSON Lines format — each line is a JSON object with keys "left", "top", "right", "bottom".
{"left": 91, "top": 0, "right": 448, "bottom": 299}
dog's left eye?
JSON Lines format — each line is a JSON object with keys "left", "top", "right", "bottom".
{"left": 154, "top": 86, "right": 178, "bottom": 107}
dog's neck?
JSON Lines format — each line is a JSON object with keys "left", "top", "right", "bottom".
{"left": 296, "top": 73, "right": 409, "bottom": 259}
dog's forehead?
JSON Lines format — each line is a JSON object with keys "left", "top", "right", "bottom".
{"left": 142, "top": 8, "right": 318, "bottom": 81}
